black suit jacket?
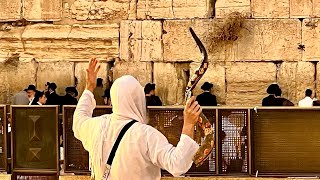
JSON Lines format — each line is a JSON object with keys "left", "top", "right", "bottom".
{"left": 196, "top": 92, "right": 217, "bottom": 106}
{"left": 46, "top": 92, "right": 61, "bottom": 105}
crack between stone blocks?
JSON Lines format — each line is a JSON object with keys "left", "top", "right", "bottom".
{"left": 160, "top": 20, "right": 164, "bottom": 62}
{"left": 224, "top": 66, "right": 227, "bottom": 105}
{"left": 171, "top": 0, "right": 175, "bottom": 18}
{"left": 20, "top": 0, "right": 24, "bottom": 19}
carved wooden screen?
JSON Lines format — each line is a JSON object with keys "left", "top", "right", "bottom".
{"left": 218, "top": 108, "right": 249, "bottom": 174}
{"left": 11, "top": 106, "right": 59, "bottom": 175}
{"left": 251, "top": 108, "right": 320, "bottom": 175}
{"left": 148, "top": 107, "right": 216, "bottom": 176}
{"left": 0, "top": 105, "right": 6, "bottom": 171}
{"left": 63, "top": 105, "right": 112, "bottom": 173}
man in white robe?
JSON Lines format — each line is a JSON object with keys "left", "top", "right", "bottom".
{"left": 73, "top": 58, "right": 201, "bottom": 179}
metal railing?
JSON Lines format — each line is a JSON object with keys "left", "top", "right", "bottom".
{"left": 1, "top": 105, "right": 320, "bottom": 177}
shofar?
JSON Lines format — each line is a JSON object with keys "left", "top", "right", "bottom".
{"left": 186, "top": 28, "right": 215, "bottom": 167}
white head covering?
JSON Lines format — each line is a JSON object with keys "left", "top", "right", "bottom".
{"left": 90, "top": 75, "right": 147, "bottom": 179}
{"left": 111, "top": 75, "right": 147, "bottom": 124}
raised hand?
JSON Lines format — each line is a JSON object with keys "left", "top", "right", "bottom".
{"left": 85, "top": 58, "right": 101, "bottom": 92}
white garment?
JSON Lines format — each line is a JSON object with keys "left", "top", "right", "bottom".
{"left": 73, "top": 75, "right": 198, "bottom": 180}
{"left": 298, "top": 96, "right": 313, "bottom": 107}
{"left": 28, "top": 97, "right": 35, "bottom": 105}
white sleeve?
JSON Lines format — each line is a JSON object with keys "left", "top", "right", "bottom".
{"left": 147, "top": 128, "right": 199, "bottom": 177}
{"left": 72, "top": 90, "right": 98, "bottom": 150}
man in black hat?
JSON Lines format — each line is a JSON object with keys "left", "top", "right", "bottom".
{"left": 144, "top": 83, "right": 162, "bottom": 106}
{"left": 262, "top": 83, "right": 279, "bottom": 106}
{"left": 24, "top": 85, "right": 38, "bottom": 105}
{"left": 46, "top": 82, "right": 60, "bottom": 105}
{"left": 61, "top": 87, "right": 78, "bottom": 105}
{"left": 196, "top": 82, "right": 217, "bottom": 106}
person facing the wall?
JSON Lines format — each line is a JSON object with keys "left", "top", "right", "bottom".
{"left": 46, "top": 82, "right": 60, "bottom": 105}
{"left": 196, "top": 82, "right": 217, "bottom": 106}
{"left": 93, "top": 78, "right": 105, "bottom": 105}
{"left": 298, "top": 89, "right": 313, "bottom": 107}
{"left": 262, "top": 83, "right": 279, "bottom": 106}
{"left": 144, "top": 83, "right": 162, "bottom": 106}
{"left": 274, "top": 88, "right": 294, "bottom": 106}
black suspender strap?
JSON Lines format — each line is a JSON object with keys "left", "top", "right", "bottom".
{"left": 107, "top": 120, "right": 137, "bottom": 166}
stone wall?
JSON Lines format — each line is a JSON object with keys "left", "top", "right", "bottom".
{"left": 0, "top": 0, "right": 319, "bottom": 106}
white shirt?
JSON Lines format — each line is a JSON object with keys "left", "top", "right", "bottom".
{"left": 28, "top": 97, "right": 35, "bottom": 105}
{"left": 298, "top": 96, "right": 313, "bottom": 107}
{"left": 73, "top": 90, "right": 198, "bottom": 180}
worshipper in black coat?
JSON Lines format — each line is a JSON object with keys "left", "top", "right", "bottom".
{"left": 46, "top": 83, "right": 61, "bottom": 105}
{"left": 144, "top": 83, "right": 162, "bottom": 106}
{"left": 274, "top": 88, "right": 294, "bottom": 106}
{"left": 62, "top": 87, "right": 78, "bottom": 105}
{"left": 196, "top": 82, "right": 217, "bottom": 106}
{"left": 262, "top": 83, "right": 279, "bottom": 106}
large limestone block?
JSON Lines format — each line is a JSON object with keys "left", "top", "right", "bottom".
{"left": 153, "top": 63, "right": 189, "bottom": 105}
{"left": 120, "top": 20, "right": 162, "bottom": 62}
{"left": 236, "top": 19, "right": 301, "bottom": 61}
{"left": 215, "top": 0, "right": 251, "bottom": 18}
{"left": 21, "top": 24, "right": 119, "bottom": 61}
{"left": 0, "top": 60, "right": 37, "bottom": 104}
{"left": 137, "top": 0, "right": 213, "bottom": 19}
{"left": 290, "top": 0, "right": 313, "bottom": 18}
{"left": 37, "top": 62, "right": 75, "bottom": 95}
{"left": 113, "top": 61, "right": 152, "bottom": 87}
{"left": 163, "top": 19, "right": 226, "bottom": 62}
{"left": 24, "top": 0, "right": 62, "bottom": 21}
{"left": 252, "top": 0, "right": 289, "bottom": 18}
{"left": 68, "top": 0, "right": 136, "bottom": 21}
{"left": 302, "top": 19, "right": 320, "bottom": 61}
{"left": 277, "top": 62, "right": 315, "bottom": 105}
{"left": 190, "top": 63, "right": 226, "bottom": 105}
{"left": 75, "top": 62, "right": 108, "bottom": 97}
{"left": 0, "top": 27, "right": 25, "bottom": 61}
{"left": 0, "top": 0, "right": 21, "bottom": 21}
{"left": 226, "top": 62, "right": 277, "bottom": 106}
{"left": 163, "top": 19, "right": 301, "bottom": 62}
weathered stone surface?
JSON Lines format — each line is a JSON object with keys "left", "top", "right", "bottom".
{"left": 0, "top": 27, "right": 25, "bottom": 61}
{"left": 20, "top": 24, "right": 118, "bottom": 61}
{"left": 113, "top": 61, "right": 152, "bottom": 87}
{"left": 24, "top": 0, "right": 62, "bottom": 21}
{"left": 277, "top": 62, "right": 315, "bottom": 105}
{"left": 302, "top": 19, "right": 320, "bottom": 61}
{"left": 75, "top": 62, "right": 108, "bottom": 97}
{"left": 0, "top": 0, "right": 21, "bottom": 21}
{"left": 120, "top": 20, "right": 163, "bottom": 62}
{"left": 190, "top": 62, "right": 226, "bottom": 105}
{"left": 163, "top": 19, "right": 225, "bottom": 62}
{"left": 163, "top": 19, "right": 301, "bottom": 62}
{"left": 154, "top": 62, "right": 189, "bottom": 105}
{"left": 316, "top": 63, "right": 320, "bottom": 100}
{"left": 215, "top": 0, "right": 251, "bottom": 18}
{"left": 226, "top": 62, "right": 277, "bottom": 106}
{"left": 236, "top": 19, "right": 301, "bottom": 61}
{"left": 137, "top": 0, "right": 213, "bottom": 19}
{"left": 22, "top": 24, "right": 71, "bottom": 39}
{"left": 290, "top": 0, "right": 313, "bottom": 18}
{"left": 252, "top": 0, "right": 289, "bottom": 18}
{"left": 37, "top": 62, "right": 75, "bottom": 95}
{"left": 0, "top": 61, "right": 37, "bottom": 104}
{"left": 65, "top": 0, "right": 136, "bottom": 22}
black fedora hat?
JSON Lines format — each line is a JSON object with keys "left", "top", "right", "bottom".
{"left": 24, "top": 85, "right": 36, "bottom": 91}
{"left": 201, "top": 82, "right": 213, "bottom": 90}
